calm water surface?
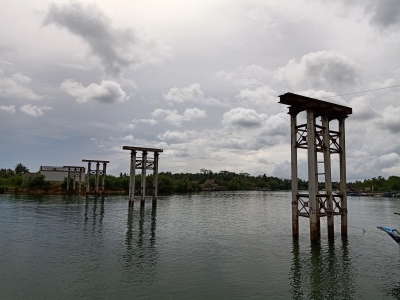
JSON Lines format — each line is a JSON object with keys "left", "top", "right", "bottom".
{"left": 1, "top": 191, "right": 400, "bottom": 299}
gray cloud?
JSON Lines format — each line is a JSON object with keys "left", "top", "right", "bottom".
{"left": 273, "top": 159, "right": 308, "bottom": 180}
{"left": 275, "top": 50, "right": 360, "bottom": 90}
{"left": 60, "top": 79, "right": 129, "bottom": 104}
{"left": 258, "top": 158, "right": 270, "bottom": 164}
{"left": 172, "top": 149, "right": 190, "bottom": 158}
{"left": 367, "top": 0, "right": 400, "bottom": 31}
{"left": 380, "top": 105, "right": 400, "bottom": 133}
{"left": 323, "top": 0, "right": 400, "bottom": 32}
{"left": 347, "top": 152, "right": 400, "bottom": 180}
{"left": 353, "top": 0, "right": 400, "bottom": 31}
{"left": 43, "top": 2, "right": 171, "bottom": 77}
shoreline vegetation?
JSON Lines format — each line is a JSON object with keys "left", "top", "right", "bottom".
{"left": 1, "top": 163, "right": 399, "bottom": 195}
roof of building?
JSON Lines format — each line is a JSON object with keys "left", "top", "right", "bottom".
{"left": 204, "top": 179, "right": 216, "bottom": 185}
{"left": 40, "top": 166, "right": 69, "bottom": 172}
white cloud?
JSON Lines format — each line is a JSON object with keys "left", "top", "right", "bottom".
{"left": 20, "top": 104, "right": 52, "bottom": 117}
{"left": 0, "top": 105, "right": 16, "bottom": 114}
{"left": 258, "top": 113, "right": 289, "bottom": 137}
{"left": 134, "top": 118, "right": 157, "bottom": 125}
{"left": 245, "top": 5, "right": 285, "bottom": 40}
{"left": 348, "top": 96, "right": 378, "bottom": 120}
{"left": 118, "top": 122, "right": 135, "bottom": 129}
{"left": 152, "top": 107, "right": 207, "bottom": 126}
{"left": 60, "top": 80, "right": 129, "bottom": 104}
{"left": 297, "top": 89, "right": 348, "bottom": 106}
{"left": 274, "top": 50, "right": 360, "bottom": 89}
{"left": 43, "top": 2, "right": 171, "bottom": 77}
{"left": 368, "top": 78, "right": 396, "bottom": 90}
{"left": 0, "top": 70, "right": 42, "bottom": 100}
{"left": 121, "top": 134, "right": 134, "bottom": 141}
{"left": 216, "top": 64, "right": 273, "bottom": 89}
{"left": 157, "top": 130, "right": 198, "bottom": 142}
{"left": 236, "top": 85, "right": 278, "bottom": 108}
{"left": 163, "top": 83, "right": 226, "bottom": 106}
{"left": 117, "top": 118, "right": 158, "bottom": 129}
{"left": 222, "top": 107, "right": 268, "bottom": 127}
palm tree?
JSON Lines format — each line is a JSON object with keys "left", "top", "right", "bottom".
{"left": 14, "top": 163, "right": 29, "bottom": 175}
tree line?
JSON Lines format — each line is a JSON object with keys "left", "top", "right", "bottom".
{"left": 1, "top": 163, "right": 399, "bottom": 194}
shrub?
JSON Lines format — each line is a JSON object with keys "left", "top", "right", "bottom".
{"left": 25, "top": 175, "right": 51, "bottom": 191}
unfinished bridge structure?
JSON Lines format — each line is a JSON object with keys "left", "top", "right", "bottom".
{"left": 82, "top": 159, "right": 109, "bottom": 196}
{"left": 123, "top": 146, "right": 163, "bottom": 208}
{"left": 279, "top": 93, "right": 352, "bottom": 242}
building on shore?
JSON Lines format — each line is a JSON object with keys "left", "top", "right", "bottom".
{"left": 23, "top": 166, "right": 86, "bottom": 182}
{"left": 199, "top": 179, "right": 228, "bottom": 191}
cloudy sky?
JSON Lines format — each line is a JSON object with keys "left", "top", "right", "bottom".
{"left": 1, "top": 0, "right": 400, "bottom": 181}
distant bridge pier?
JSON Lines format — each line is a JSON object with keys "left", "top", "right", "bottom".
{"left": 129, "top": 150, "right": 137, "bottom": 207}
{"left": 123, "top": 146, "right": 163, "bottom": 208}
{"left": 140, "top": 151, "right": 148, "bottom": 207}
{"left": 64, "top": 166, "right": 85, "bottom": 193}
{"left": 82, "top": 159, "right": 109, "bottom": 197}
{"left": 279, "top": 93, "right": 352, "bottom": 242}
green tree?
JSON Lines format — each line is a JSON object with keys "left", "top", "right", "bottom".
{"left": 0, "top": 168, "right": 15, "bottom": 179}
{"left": 25, "top": 175, "right": 51, "bottom": 191}
{"left": 14, "top": 163, "right": 29, "bottom": 175}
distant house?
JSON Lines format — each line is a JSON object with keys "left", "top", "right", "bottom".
{"left": 22, "top": 171, "right": 40, "bottom": 181}
{"left": 200, "top": 179, "right": 228, "bottom": 191}
{"left": 39, "top": 166, "right": 86, "bottom": 182}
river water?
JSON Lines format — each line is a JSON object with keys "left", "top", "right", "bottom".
{"left": 0, "top": 191, "right": 399, "bottom": 299}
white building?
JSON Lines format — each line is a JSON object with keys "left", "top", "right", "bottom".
{"left": 39, "top": 166, "right": 86, "bottom": 182}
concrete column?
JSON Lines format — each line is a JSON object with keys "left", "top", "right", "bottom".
{"left": 101, "top": 163, "right": 107, "bottom": 195}
{"left": 95, "top": 162, "right": 100, "bottom": 194}
{"left": 66, "top": 168, "right": 71, "bottom": 192}
{"left": 141, "top": 151, "right": 147, "bottom": 207}
{"left": 322, "top": 116, "right": 334, "bottom": 238}
{"left": 314, "top": 132, "right": 320, "bottom": 239}
{"left": 307, "top": 110, "right": 318, "bottom": 242}
{"left": 290, "top": 113, "right": 299, "bottom": 238}
{"left": 86, "top": 162, "right": 91, "bottom": 195}
{"left": 152, "top": 152, "right": 159, "bottom": 207}
{"left": 78, "top": 168, "right": 82, "bottom": 194}
{"left": 72, "top": 168, "right": 76, "bottom": 191}
{"left": 129, "top": 151, "right": 136, "bottom": 207}
{"left": 339, "top": 118, "right": 348, "bottom": 236}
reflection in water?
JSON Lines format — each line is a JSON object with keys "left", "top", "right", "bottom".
{"left": 290, "top": 238, "right": 355, "bottom": 300}
{"left": 124, "top": 206, "right": 158, "bottom": 283}
{"left": 84, "top": 197, "right": 105, "bottom": 224}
